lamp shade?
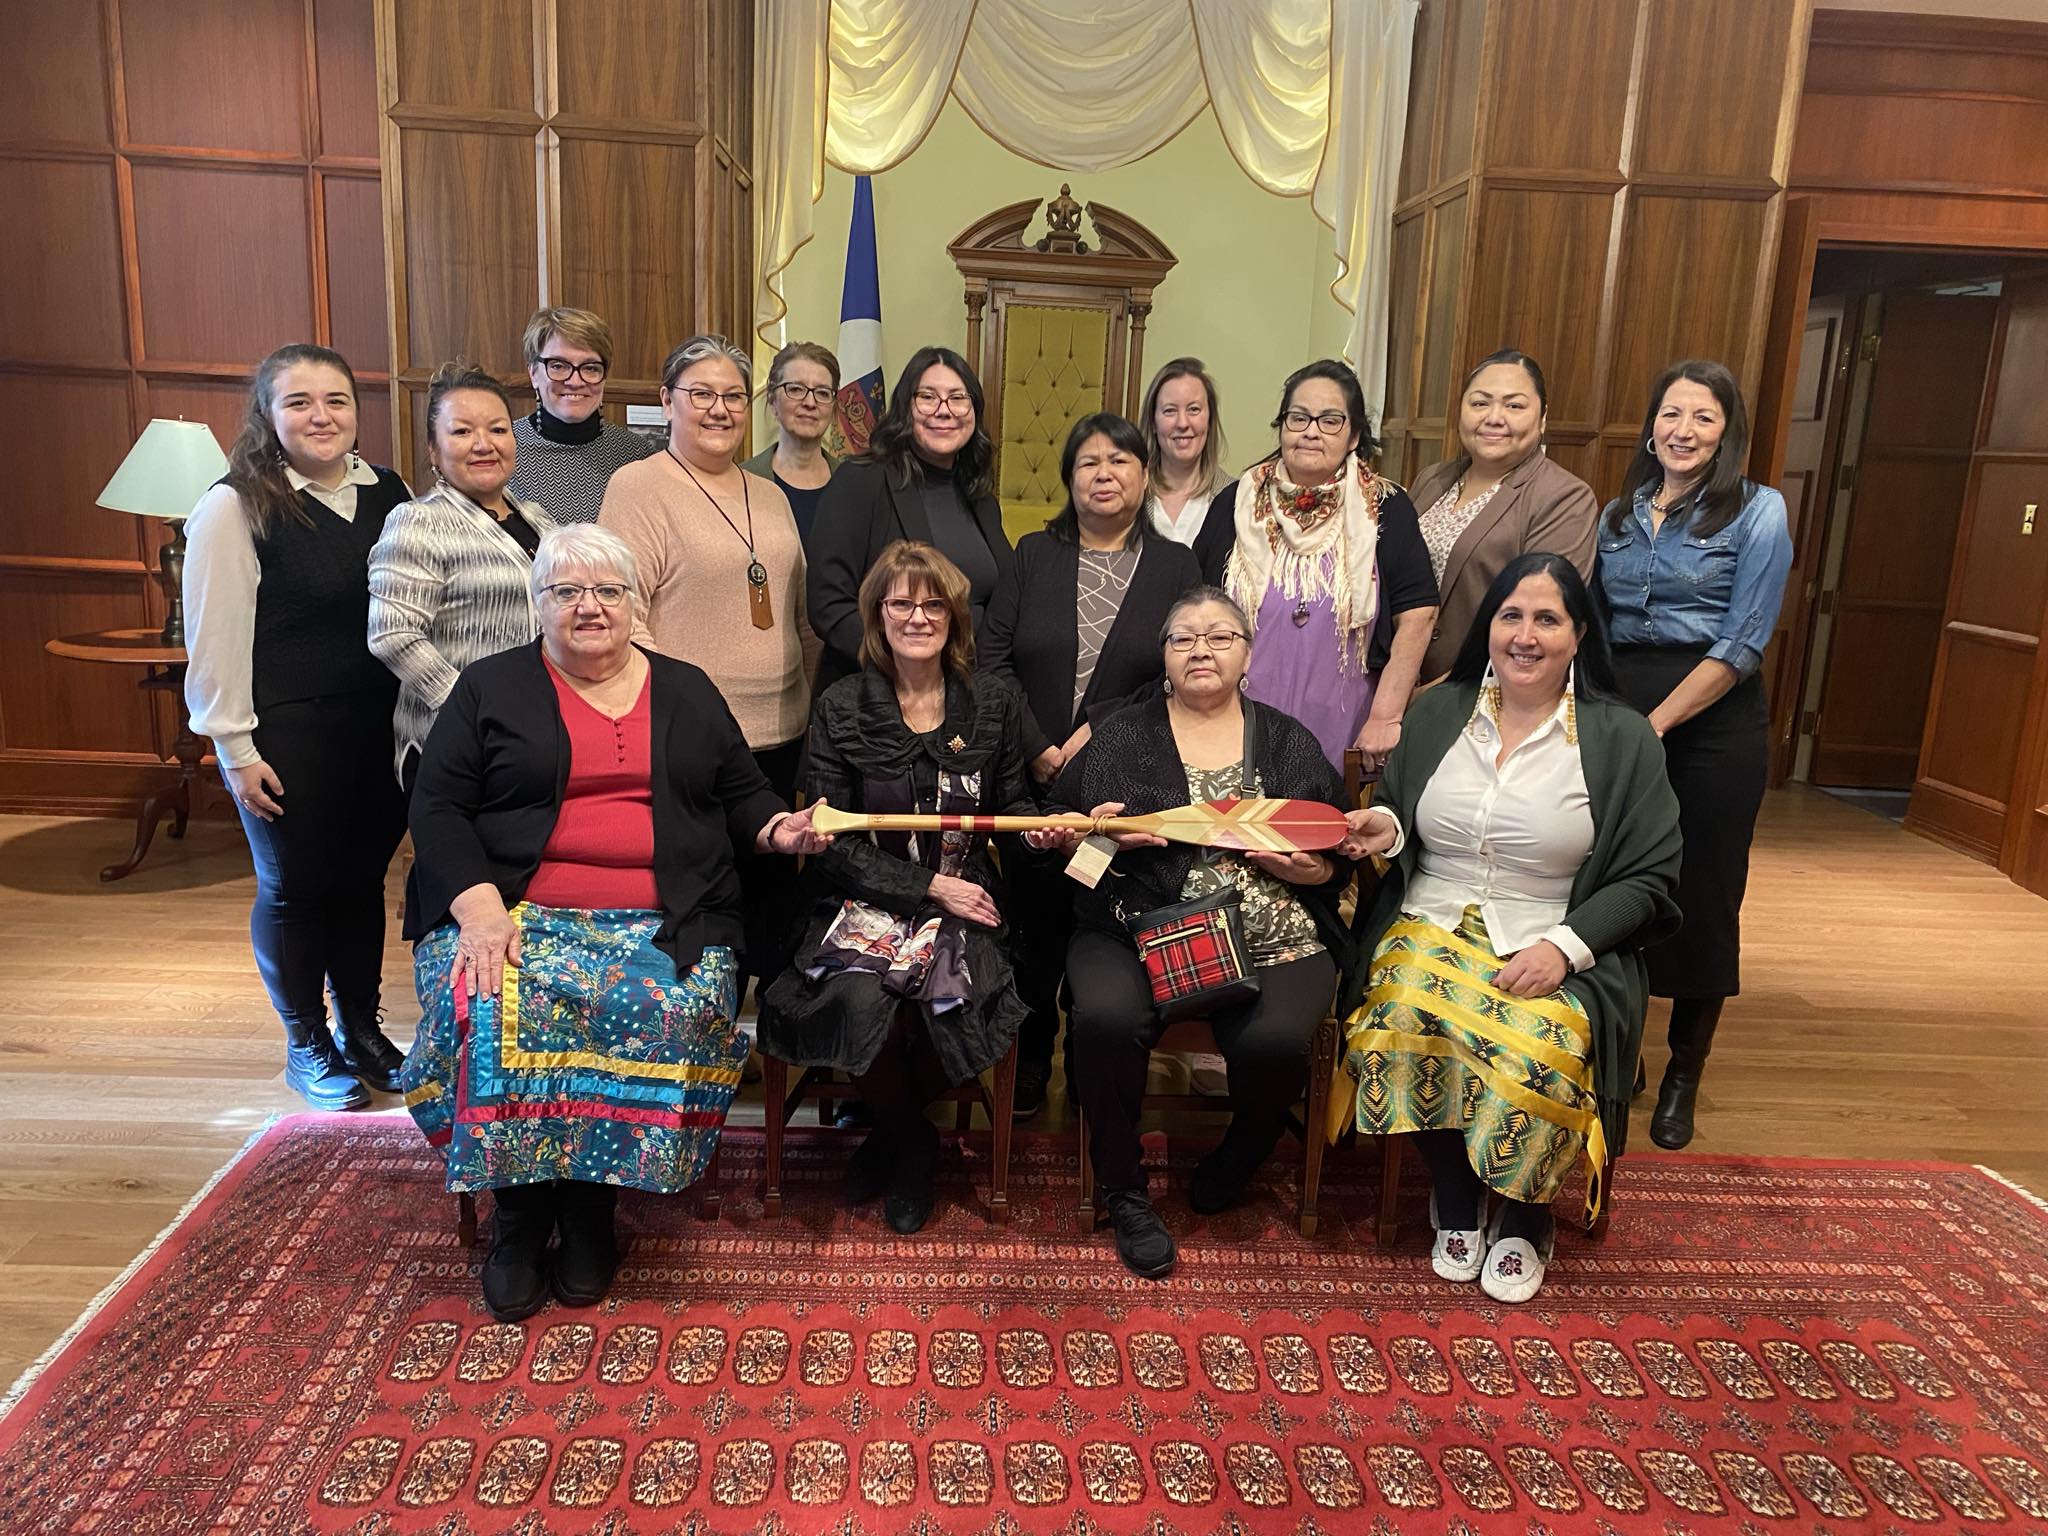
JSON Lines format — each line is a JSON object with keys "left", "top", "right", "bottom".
{"left": 96, "top": 418, "right": 229, "bottom": 522}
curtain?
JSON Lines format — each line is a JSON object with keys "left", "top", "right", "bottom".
{"left": 754, "top": 0, "right": 1419, "bottom": 409}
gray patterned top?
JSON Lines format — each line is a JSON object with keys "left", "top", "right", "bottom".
{"left": 1073, "top": 547, "right": 1139, "bottom": 719}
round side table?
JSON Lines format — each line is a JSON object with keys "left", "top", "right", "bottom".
{"left": 45, "top": 627, "right": 204, "bottom": 882}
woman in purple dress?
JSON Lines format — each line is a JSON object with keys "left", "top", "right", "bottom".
{"left": 1194, "top": 360, "right": 1437, "bottom": 774}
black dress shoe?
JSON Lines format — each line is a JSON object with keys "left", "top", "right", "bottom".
{"left": 334, "top": 1008, "right": 406, "bottom": 1094}
{"left": 1104, "top": 1191, "right": 1176, "bottom": 1278}
{"left": 482, "top": 1183, "right": 555, "bottom": 1322}
{"left": 1012, "top": 1063, "right": 1050, "bottom": 1119}
{"left": 1189, "top": 1119, "right": 1279, "bottom": 1215}
{"left": 551, "top": 1181, "right": 619, "bottom": 1307}
{"left": 883, "top": 1121, "right": 939, "bottom": 1235}
{"left": 844, "top": 1126, "right": 897, "bottom": 1206}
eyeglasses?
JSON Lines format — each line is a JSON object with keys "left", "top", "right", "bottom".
{"left": 543, "top": 582, "right": 630, "bottom": 607}
{"left": 539, "top": 357, "right": 607, "bottom": 384}
{"left": 1283, "top": 409, "right": 1350, "bottom": 434}
{"left": 775, "top": 381, "right": 836, "bottom": 405}
{"left": 912, "top": 389, "right": 973, "bottom": 417}
{"left": 882, "top": 597, "right": 950, "bottom": 623}
{"left": 671, "top": 385, "right": 752, "bottom": 414}
{"left": 1165, "top": 629, "right": 1247, "bottom": 653}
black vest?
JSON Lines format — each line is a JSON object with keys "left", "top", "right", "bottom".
{"left": 249, "top": 467, "right": 408, "bottom": 712}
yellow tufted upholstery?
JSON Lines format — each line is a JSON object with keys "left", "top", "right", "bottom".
{"left": 998, "top": 304, "right": 1109, "bottom": 539}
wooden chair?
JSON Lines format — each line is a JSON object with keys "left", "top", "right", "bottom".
{"left": 456, "top": 1147, "right": 723, "bottom": 1247}
{"left": 760, "top": 1041, "right": 1020, "bottom": 1224}
{"left": 1075, "top": 1012, "right": 1341, "bottom": 1239}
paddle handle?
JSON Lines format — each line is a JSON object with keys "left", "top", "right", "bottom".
{"left": 808, "top": 807, "right": 1151, "bottom": 839}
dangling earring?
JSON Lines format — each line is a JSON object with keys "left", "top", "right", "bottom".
{"left": 1162, "top": 678, "right": 1175, "bottom": 697}
{"left": 1237, "top": 676, "right": 1249, "bottom": 694}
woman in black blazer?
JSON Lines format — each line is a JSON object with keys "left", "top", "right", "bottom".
{"left": 980, "top": 413, "right": 1203, "bottom": 1114}
{"left": 808, "top": 345, "right": 1014, "bottom": 690}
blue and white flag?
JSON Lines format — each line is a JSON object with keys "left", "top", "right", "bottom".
{"left": 834, "top": 175, "right": 885, "bottom": 455}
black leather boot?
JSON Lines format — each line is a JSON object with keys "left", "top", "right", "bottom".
{"left": 482, "top": 1182, "right": 555, "bottom": 1321}
{"left": 552, "top": 1181, "right": 619, "bottom": 1307}
{"left": 282, "top": 1020, "right": 368, "bottom": 1111}
{"left": 1651, "top": 999, "right": 1724, "bottom": 1149}
{"left": 333, "top": 1001, "right": 405, "bottom": 1093}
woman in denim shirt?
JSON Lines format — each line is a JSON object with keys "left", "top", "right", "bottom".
{"left": 1596, "top": 359, "right": 1793, "bottom": 1150}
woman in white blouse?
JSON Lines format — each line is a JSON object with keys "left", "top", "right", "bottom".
{"left": 368, "top": 363, "right": 556, "bottom": 789}
{"left": 1137, "top": 357, "right": 1228, "bottom": 545}
{"left": 1336, "top": 553, "right": 1681, "bottom": 1303}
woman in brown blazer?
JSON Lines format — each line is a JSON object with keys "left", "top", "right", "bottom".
{"left": 1410, "top": 350, "right": 1599, "bottom": 682}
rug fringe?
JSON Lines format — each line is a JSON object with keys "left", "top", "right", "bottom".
{"left": 1974, "top": 1164, "right": 2048, "bottom": 1214}
{"left": 0, "top": 1114, "right": 283, "bottom": 1424}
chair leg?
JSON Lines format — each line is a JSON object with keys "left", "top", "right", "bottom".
{"left": 695, "top": 1142, "right": 721, "bottom": 1220}
{"left": 763, "top": 1054, "right": 788, "bottom": 1217}
{"left": 955, "top": 1094, "right": 973, "bottom": 1133}
{"left": 988, "top": 1043, "right": 1017, "bottom": 1226}
{"left": 1075, "top": 1108, "right": 1099, "bottom": 1233}
{"left": 1376, "top": 1133, "right": 1404, "bottom": 1246}
{"left": 1587, "top": 1156, "right": 1616, "bottom": 1241}
{"left": 1299, "top": 1014, "right": 1337, "bottom": 1239}
{"left": 457, "top": 1192, "right": 477, "bottom": 1247}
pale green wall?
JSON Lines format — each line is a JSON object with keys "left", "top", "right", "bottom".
{"left": 765, "top": 99, "right": 1358, "bottom": 477}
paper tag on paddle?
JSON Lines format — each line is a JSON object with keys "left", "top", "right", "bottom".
{"left": 1064, "top": 834, "right": 1117, "bottom": 888}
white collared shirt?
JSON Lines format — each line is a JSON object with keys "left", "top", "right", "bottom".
{"left": 1364, "top": 675, "right": 1596, "bottom": 971}
{"left": 1147, "top": 487, "right": 1214, "bottom": 545}
{"left": 184, "top": 456, "right": 390, "bottom": 767}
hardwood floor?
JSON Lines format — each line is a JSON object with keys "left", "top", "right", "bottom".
{"left": 1, "top": 786, "right": 2043, "bottom": 1386}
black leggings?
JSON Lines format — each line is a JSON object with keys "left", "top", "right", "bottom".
{"left": 233, "top": 695, "right": 406, "bottom": 1037}
{"left": 1066, "top": 928, "right": 1335, "bottom": 1195}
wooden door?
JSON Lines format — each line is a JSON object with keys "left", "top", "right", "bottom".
{"left": 1810, "top": 289, "right": 1999, "bottom": 787}
{"left": 1750, "top": 197, "right": 1824, "bottom": 783}
{"left": 1909, "top": 271, "right": 2048, "bottom": 861}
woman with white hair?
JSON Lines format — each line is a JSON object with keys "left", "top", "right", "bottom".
{"left": 600, "top": 332, "right": 814, "bottom": 997}
{"left": 401, "top": 524, "right": 834, "bottom": 1323}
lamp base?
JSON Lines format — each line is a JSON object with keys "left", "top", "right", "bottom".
{"left": 158, "top": 523, "right": 186, "bottom": 648}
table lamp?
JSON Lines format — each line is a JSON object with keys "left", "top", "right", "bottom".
{"left": 96, "top": 418, "right": 228, "bottom": 647}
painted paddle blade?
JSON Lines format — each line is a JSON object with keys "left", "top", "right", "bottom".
{"left": 1145, "top": 798, "right": 1349, "bottom": 853}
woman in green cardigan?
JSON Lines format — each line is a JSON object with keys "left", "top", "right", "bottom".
{"left": 1338, "top": 552, "right": 1680, "bottom": 1303}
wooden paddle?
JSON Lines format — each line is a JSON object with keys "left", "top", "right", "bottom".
{"left": 806, "top": 797, "right": 1349, "bottom": 854}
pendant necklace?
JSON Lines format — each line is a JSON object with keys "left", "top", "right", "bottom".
{"left": 669, "top": 447, "right": 773, "bottom": 629}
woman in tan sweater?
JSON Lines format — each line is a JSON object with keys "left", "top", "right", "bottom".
{"left": 599, "top": 333, "right": 815, "bottom": 996}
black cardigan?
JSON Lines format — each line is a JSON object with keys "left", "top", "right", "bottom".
{"left": 806, "top": 458, "right": 1016, "bottom": 690}
{"left": 1192, "top": 475, "right": 1437, "bottom": 673}
{"left": 979, "top": 529, "right": 1203, "bottom": 760}
{"left": 1047, "top": 695, "right": 1356, "bottom": 962}
{"left": 405, "top": 640, "right": 788, "bottom": 972}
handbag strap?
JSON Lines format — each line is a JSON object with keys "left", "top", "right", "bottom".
{"left": 1194, "top": 701, "right": 1262, "bottom": 874}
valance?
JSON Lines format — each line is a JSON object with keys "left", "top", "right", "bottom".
{"left": 756, "top": 0, "right": 1418, "bottom": 410}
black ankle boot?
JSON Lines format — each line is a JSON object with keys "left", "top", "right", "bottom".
{"left": 552, "top": 1181, "right": 619, "bottom": 1307}
{"left": 1189, "top": 1115, "right": 1282, "bottom": 1215}
{"left": 482, "top": 1182, "right": 555, "bottom": 1321}
{"left": 282, "top": 1021, "right": 368, "bottom": 1111}
{"left": 884, "top": 1120, "right": 940, "bottom": 1235}
{"left": 1651, "top": 999, "right": 1724, "bottom": 1149}
{"left": 333, "top": 1002, "right": 405, "bottom": 1093}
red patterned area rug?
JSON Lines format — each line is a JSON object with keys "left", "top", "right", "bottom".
{"left": 3, "top": 1117, "right": 2047, "bottom": 1535}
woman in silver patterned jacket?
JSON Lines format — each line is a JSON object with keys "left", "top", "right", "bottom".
{"left": 368, "top": 362, "right": 558, "bottom": 789}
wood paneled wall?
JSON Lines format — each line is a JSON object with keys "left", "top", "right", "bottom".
{"left": 0, "top": 0, "right": 385, "bottom": 815}
{"left": 1381, "top": 0, "right": 1813, "bottom": 497}
{"left": 374, "top": 0, "right": 753, "bottom": 486}
{"left": 1792, "top": 11, "right": 2048, "bottom": 249}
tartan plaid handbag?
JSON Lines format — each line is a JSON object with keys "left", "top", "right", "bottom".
{"left": 1121, "top": 706, "right": 1262, "bottom": 1023}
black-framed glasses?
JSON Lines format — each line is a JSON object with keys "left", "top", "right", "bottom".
{"left": 1283, "top": 409, "right": 1350, "bottom": 434}
{"left": 882, "top": 597, "right": 949, "bottom": 622}
{"left": 539, "top": 357, "right": 607, "bottom": 384}
{"left": 543, "top": 582, "right": 630, "bottom": 607}
{"left": 1165, "top": 629, "right": 1246, "bottom": 653}
{"left": 672, "top": 385, "right": 751, "bottom": 413}
{"left": 775, "top": 381, "right": 836, "bottom": 405}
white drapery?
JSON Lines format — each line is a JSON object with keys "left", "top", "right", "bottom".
{"left": 755, "top": 0, "right": 1418, "bottom": 410}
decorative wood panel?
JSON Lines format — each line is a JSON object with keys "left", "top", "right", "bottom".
{"left": 1382, "top": 0, "right": 1811, "bottom": 506}
{"left": 1792, "top": 12, "right": 2048, "bottom": 250}
{"left": 377, "top": 0, "right": 753, "bottom": 486}
{"left": 0, "top": 0, "right": 386, "bottom": 815}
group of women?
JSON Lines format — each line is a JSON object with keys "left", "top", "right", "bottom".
{"left": 182, "top": 305, "right": 1791, "bottom": 1318}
